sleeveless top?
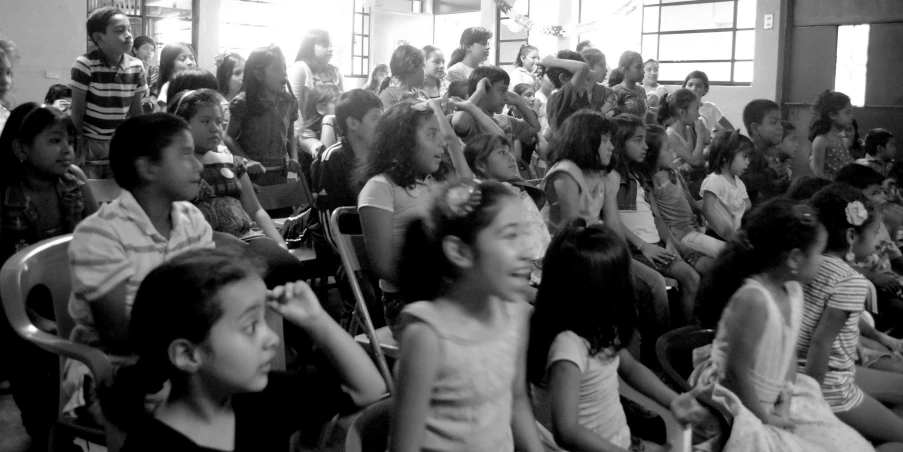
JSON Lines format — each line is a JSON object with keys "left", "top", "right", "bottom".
{"left": 540, "top": 160, "right": 608, "bottom": 236}
{"left": 667, "top": 125, "right": 707, "bottom": 182}
{"left": 401, "top": 299, "right": 531, "bottom": 452}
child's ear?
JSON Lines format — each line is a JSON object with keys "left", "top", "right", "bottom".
{"left": 345, "top": 117, "right": 359, "bottom": 134}
{"left": 135, "top": 156, "right": 160, "bottom": 183}
{"left": 846, "top": 227, "right": 858, "bottom": 247}
{"left": 168, "top": 338, "right": 202, "bottom": 373}
{"left": 442, "top": 235, "right": 474, "bottom": 269}
{"left": 91, "top": 32, "right": 104, "bottom": 46}
{"left": 750, "top": 122, "right": 760, "bottom": 137}
{"left": 559, "top": 73, "right": 571, "bottom": 86}
{"left": 11, "top": 139, "right": 27, "bottom": 162}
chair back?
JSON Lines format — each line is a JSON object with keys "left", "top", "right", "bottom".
{"left": 345, "top": 397, "right": 392, "bottom": 452}
{"left": 87, "top": 179, "right": 123, "bottom": 204}
{"left": 329, "top": 207, "right": 394, "bottom": 393}
{"left": 257, "top": 176, "right": 315, "bottom": 212}
{"left": 655, "top": 325, "right": 716, "bottom": 392}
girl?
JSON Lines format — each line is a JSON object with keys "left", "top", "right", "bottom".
{"left": 298, "top": 84, "right": 341, "bottom": 157}
{"left": 225, "top": 45, "right": 301, "bottom": 187}
{"left": 421, "top": 45, "right": 450, "bottom": 99}
{"left": 684, "top": 71, "right": 734, "bottom": 133}
{"left": 378, "top": 44, "right": 428, "bottom": 110}
{"left": 289, "top": 29, "right": 344, "bottom": 132}
{"left": 509, "top": 44, "right": 540, "bottom": 91}
{"left": 843, "top": 118, "right": 864, "bottom": 160}
{"left": 643, "top": 124, "right": 724, "bottom": 259}
{"left": 165, "top": 68, "right": 218, "bottom": 108}
{"left": 214, "top": 51, "right": 245, "bottom": 128}
{"left": 809, "top": 90, "right": 854, "bottom": 180}
{"left": 365, "top": 63, "right": 389, "bottom": 93}
{"left": 357, "top": 99, "right": 472, "bottom": 334}
{"left": 692, "top": 197, "right": 874, "bottom": 452}
{"left": 528, "top": 221, "right": 710, "bottom": 452}
{"left": 799, "top": 184, "right": 903, "bottom": 448}
{"left": 643, "top": 59, "right": 670, "bottom": 122}
{"left": 510, "top": 83, "right": 548, "bottom": 170}
{"left": 109, "top": 248, "right": 387, "bottom": 450}
{"left": 580, "top": 48, "right": 616, "bottom": 116}
{"left": 131, "top": 36, "right": 157, "bottom": 112}
{"left": 658, "top": 89, "right": 710, "bottom": 182}
{"left": 390, "top": 180, "right": 544, "bottom": 452}
{"left": 156, "top": 42, "right": 197, "bottom": 108}
{"left": 611, "top": 114, "right": 704, "bottom": 325}
{"left": 0, "top": 36, "right": 19, "bottom": 133}
{"left": 611, "top": 51, "right": 648, "bottom": 121}
{"left": 701, "top": 130, "right": 752, "bottom": 241}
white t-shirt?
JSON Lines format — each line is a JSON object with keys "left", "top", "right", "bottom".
{"left": 618, "top": 182, "right": 661, "bottom": 244}
{"left": 700, "top": 172, "right": 748, "bottom": 232}
{"left": 508, "top": 66, "right": 538, "bottom": 91}
{"left": 699, "top": 101, "right": 724, "bottom": 132}
{"left": 446, "top": 62, "right": 475, "bottom": 83}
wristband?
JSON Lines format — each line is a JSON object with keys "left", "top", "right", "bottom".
{"left": 322, "top": 123, "right": 334, "bottom": 128}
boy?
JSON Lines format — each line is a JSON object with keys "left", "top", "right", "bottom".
{"left": 740, "top": 99, "right": 783, "bottom": 205}
{"left": 70, "top": 7, "right": 146, "bottom": 179}
{"left": 44, "top": 84, "right": 73, "bottom": 114}
{"left": 542, "top": 50, "right": 592, "bottom": 135}
{"left": 446, "top": 27, "right": 492, "bottom": 83}
{"left": 857, "top": 128, "right": 896, "bottom": 177}
{"left": 764, "top": 120, "right": 798, "bottom": 193}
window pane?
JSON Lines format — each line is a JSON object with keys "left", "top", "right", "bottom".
{"left": 643, "top": 7, "right": 659, "bottom": 33}
{"left": 499, "top": 20, "right": 529, "bottom": 40}
{"left": 660, "top": 2, "right": 734, "bottom": 32}
{"left": 362, "top": 57, "right": 369, "bottom": 75}
{"left": 735, "top": 30, "right": 755, "bottom": 60}
{"left": 659, "top": 31, "right": 733, "bottom": 60}
{"left": 737, "top": 0, "right": 756, "bottom": 28}
{"left": 413, "top": 0, "right": 422, "bottom": 12}
{"left": 659, "top": 61, "right": 732, "bottom": 82}
{"left": 499, "top": 41, "right": 525, "bottom": 64}
{"left": 644, "top": 0, "right": 659, "bottom": 4}
{"left": 734, "top": 61, "right": 753, "bottom": 82}
{"left": 835, "top": 24, "right": 869, "bottom": 106}
{"left": 363, "top": 37, "right": 370, "bottom": 57}
{"left": 354, "top": 14, "right": 362, "bottom": 34}
{"left": 363, "top": 15, "right": 370, "bottom": 35}
{"left": 353, "top": 56, "right": 362, "bottom": 75}
{"left": 642, "top": 34, "right": 659, "bottom": 59}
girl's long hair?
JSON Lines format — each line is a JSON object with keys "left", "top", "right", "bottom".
{"left": 810, "top": 183, "right": 878, "bottom": 254}
{"left": 215, "top": 52, "right": 245, "bottom": 98}
{"left": 707, "top": 129, "right": 754, "bottom": 175}
{"left": 610, "top": 113, "right": 646, "bottom": 180}
{"left": 157, "top": 42, "right": 196, "bottom": 95}
{"left": 0, "top": 103, "right": 75, "bottom": 183}
{"left": 656, "top": 88, "right": 698, "bottom": 126}
{"left": 365, "top": 63, "right": 389, "bottom": 92}
{"left": 641, "top": 124, "right": 669, "bottom": 180}
{"left": 808, "top": 89, "right": 851, "bottom": 141}
{"left": 696, "top": 198, "right": 822, "bottom": 327}
{"left": 242, "top": 45, "right": 286, "bottom": 115}
{"left": 448, "top": 48, "right": 465, "bottom": 67}
{"left": 295, "top": 29, "right": 330, "bottom": 66}
{"left": 356, "top": 101, "right": 437, "bottom": 189}
{"left": 527, "top": 220, "right": 637, "bottom": 385}
{"left": 548, "top": 109, "right": 614, "bottom": 171}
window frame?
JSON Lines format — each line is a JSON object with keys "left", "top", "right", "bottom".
{"left": 496, "top": 0, "right": 530, "bottom": 67}
{"left": 350, "top": 0, "right": 371, "bottom": 78}
{"left": 642, "top": 0, "right": 754, "bottom": 86}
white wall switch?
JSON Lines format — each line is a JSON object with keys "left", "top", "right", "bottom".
{"left": 764, "top": 14, "right": 774, "bottom": 29}
{"left": 45, "top": 71, "right": 61, "bottom": 79}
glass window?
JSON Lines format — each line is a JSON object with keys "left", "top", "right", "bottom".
{"left": 496, "top": 1, "right": 530, "bottom": 66}
{"left": 835, "top": 24, "right": 869, "bottom": 107}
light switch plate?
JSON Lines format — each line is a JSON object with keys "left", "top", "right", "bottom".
{"left": 764, "top": 14, "right": 774, "bottom": 29}
{"left": 45, "top": 71, "right": 61, "bottom": 79}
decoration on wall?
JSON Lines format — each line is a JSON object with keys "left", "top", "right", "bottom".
{"left": 494, "top": 0, "right": 605, "bottom": 38}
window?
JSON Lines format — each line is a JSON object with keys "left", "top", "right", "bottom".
{"left": 351, "top": 0, "right": 371, "bottom": 77}
{"left": 496, "top": 0, "right": 530, "bottom": 68}
{"left": 642, "top": 0, "right": 756, "bottom": 85}
{"left": 578, "top": 0, "right": 642, "bottom": 80}
{"left": 835, "top": 24, "right": 869, "bottom": 107}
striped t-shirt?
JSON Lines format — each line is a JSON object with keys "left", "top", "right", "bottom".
{"left": 67, "top": 190, "right": 213, "bottom": 348}
{"left": 70, "top": 49, "right": 147, "bottom": 140}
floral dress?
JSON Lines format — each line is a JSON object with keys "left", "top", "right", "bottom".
{"left": 611, "top": 84, "right": 648, "bottom": 121}
{"left": 815, "top": 136, "right": 852, "bottom": 180}
{"left": 193, "top": 148, "right": 265, "bottom": 241}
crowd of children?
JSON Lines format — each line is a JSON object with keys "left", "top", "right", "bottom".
{"left": 3, "top": 6, "right": 903, "bottom": 452}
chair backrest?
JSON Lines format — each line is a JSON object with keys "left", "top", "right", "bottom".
{"left": 655, "top": 325, "right": 716, "bottom": 392}
{"left": 87, "top": 178, "right": 123, "bottom": 204}
{"left": 345, "top": 397, "right": 392, "bottom": 452}
{"left": 257, "top": 176, "right": 315, "bottom": 212}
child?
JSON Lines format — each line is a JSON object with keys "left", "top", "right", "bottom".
{"left": 843, "top": 118, "right": 865, "bottom": 160}
{"left": 692, "top": 198, "right": 874, "bottom": 451}
{"left": 809, "top": 89, "right": 854, "bottom": 180}
{"left": 0, "top": 36, "right": 18, "bottom": 133}
{"left": 768, "top": 120, "right": 799, "bottom": 183}
{"left": 298, "top": 84, "right": 341, "bottom": 160}
{"left": 421, "top": 45, "right": 450, "bottom": 99}
{"left": 289, "top": 29, "right": 344, "bottom": 133}
{"left": 701, "top": 130, "right": 752, "bottom": 241}
{"left": 579, "top": 48, "right": 615, "bottom": 115}
{"left": 357, "top": 100, "right": 472, "bottom": 333}
{"left": 214, "top": 51, "right": 245, "bottom": 128}
{"left": 657, "top": 88, "right": 709, "bottom": 182}
{"left": 509, "top": 44, "right": 540, "bottom": 91}
{"left": 511, "top": 83, "right": 549, "bottom": 169}
{"left": 611, "top": 114, "right": 704, "bottom": 325}
{"left": 390, "top": 180, "right": 544, "bottom": 452}
{"left": 857, "top": 128, "right": 896, "bottom": 177}
{"left": 611, "top": 51, "right": 648, "bottom": 121}
{"left": 70, "top": 6, "right": 147, "bottom": 179}
{"left": 799, "top": 184, "right": 903, "bottom": 448}
{"left": 225, "top": 45, "right": 300, "bottom": 187}
{"left": 110, "top": 248, "right": 387, "bottom": 450}
{"left": 740, "top": 99, "right": 784, "bottom": 204}
{"left": 684, "top": 70, "right": 735, "bottom": 132}
{"left": 65, "top": 113, "right": 213, "bottom": 425}
{"left": 644, "top": 124, "right": 724, "bottom": 258}
{"left": 164, "top": 68, "right": 218, "bottom": 107}
{"left": 542, "top": 50, "right": 591, "bottom": 135}
{"left": 378, "top": 44, "right": 429, "bottom": 109}
{"left": 365, "top": 63, "right": 389, "bottom": 93}
{"left": 528, "top": 221, "right": 710, "bottom": 451}
{"left": 643, "top": 59, "right": 670, "bottom": 122}
{"left": 786, "top": 175, "right": 832, "bottom": 202}
{"left": 44, "top": 84, "right": 72, "bottom": 114}
{"left": 131, "top": 36, "right": 157, "bottom": 112}
{"left": 446, "top": 27, "right": 492, "bottom": 83}
{"left": 155, "top": 42, "right": 197, "bottom": 108}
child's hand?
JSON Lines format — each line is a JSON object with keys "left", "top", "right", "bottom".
{"left": 267, "top": 281, "right": 326, "bottom": 327}
{"left": 874, "top": 273, "right": 903, "bottom": 294}
{"left": 507, "top": 92, "right": 526, "bottom": 108}
{"left": 287, "top": 158, "right": 303, "bottom": 174}
{"left": 693, "top": 120, "right": 710, "bottom": 146}
{"left": 640, "top": 242, "right": 677, "bottom": 267}
{"left": 246, "top": 160, "right": 266, "bottom": 175}
{"left": 766, "top": 412, "right": 795, "bottom": 430}
{"left": 476, "top": 77, "right": 492, "bottom": 94}
{"left": 670, "top": 383, "right": 715, "bottom": 426}
{"left": 447, "top": 96, "right": 473, "bottom": 112}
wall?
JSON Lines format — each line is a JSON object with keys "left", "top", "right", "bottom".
{"left": 0, "top": 0, "right": 85, "bottom": 106}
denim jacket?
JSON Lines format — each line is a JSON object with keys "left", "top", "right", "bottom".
{"left": 615, "top": 170, "right": 649, "bottom": 211}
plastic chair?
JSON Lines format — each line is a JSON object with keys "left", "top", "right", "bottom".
{"left": 86, "top": 178, "right": 123, "bottom": 204}
{"left": 344, "top": 397, "right": 392, "bottom": 452}
{"left": 0, "top": 235, "right": 123, "bottom": 451}
{"left": 329, "top": 207, "right": 395, "bottom": 393}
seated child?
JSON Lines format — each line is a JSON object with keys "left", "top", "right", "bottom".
{"left": 44, "top": 84, "right": 72, "bottom": 114}
{"left": 763, "top": 120, "right": 798, "bottom": 194}
{"left": 298, "top": 84, "right": 341, "bottom": 160}
{"left": 701, "top": 130, "right": 752, "bottom": 241}
{"left": 856, "top": 128, "right": 895, "bottom": 178}
{"left": 740, "top": 99, "right": 784, "bottom": 204}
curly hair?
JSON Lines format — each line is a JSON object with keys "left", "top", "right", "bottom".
{"left": 356, "top": 102, "right": 437, "bottom": 188}
{"left": 808, "top": 90, "right": 851, "bottom": 142}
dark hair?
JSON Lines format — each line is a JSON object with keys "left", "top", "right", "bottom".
{"left": 785, "top": 176, "right": 832, "bottom": 202}
{"left": 336, "top": 89, "right": 382, "bottom": 136}
{"left": 513, "top": 83, "right": 534, "bottom": 97}
{"left": 467, "top": 65, "right": 509, "bottom": 96}
{"left": 864, "top": 128, "right": 893, "bottom": 157}
{"left": 641, "top": 124, "right": 669, "bottom": 180}
{"left": 546, "top": 49, "right": 585, "bottom": 90}
{"left": 86, "top": 6, "right": 124, "bottom": 46}
{"left": 389, "top": 44, "right": 426, "bottom": 83}
{"left": 682, "top": 70, "right": 710, "bottom": 93}
{"left": 742, "top": 99, "right": 780, "bottom": 137}
{"left": 580, "top": 48, "right": 606, "bottom": 70}
{"left": 708, "top": 130, "right": 753, "bottom": 174}
{"left": 132, "top": 36, "right": 156, "bottom": 55}
{"left": 110, "top": 113, "right": 190, "bottom": 190}
{"left": 302, "top": 84, "right": 342, "bottom": 132}
{"left": 101, "top": 248, "right": 265, "bottom": 431}
{"left": 215, "top": 52, "right": 245, "bottom": 98}
{"left": 549, "top": 109, "right": 614, "bottom": 171}
{"left": 617, "top": 51, "right": 642, "bottom": 81}
{"left": 169, "top": 89, "right": 223, "bottom": 125}
{"left": 448, "top": 48, "right": 466, "bottom": 67}
{"left": 607, "top": 68, "right": 624, "bottom": 87}
{"left": 242, "top": 45, "right": 287, "bottom": 115}
{"left": 527, "top": 220, "right": 636, "bottom": 385}
{"left": 447, "top": 80, "right": 468, "bottom": 99}
{"left": 365, "top": 64, "right": 389, "bottom": 92}
{"left": 0, "top": 103, "right": 76, "bottom": 183}
{"left": 847, "top": 118, "right": 863, "bottom": 158}
{"left": 781, "top": 120, "right": 797, "bottom": 140}
{"left": 834, "top": 163, "right": 884, "bottom": 190}
{"left": 890, "top": 160, "right": 903, "bottom": 183}
{"left": 464, "top": 134, "right": 514, "bottom": 180}
{"left": 810, "top": 183, "right": 878, "bottom": 253}
{"left": 157, "top": 42, "right": 196, "bottom": 94}
{"left": 44, "top": 84, "right": 72, "bottom": 104}
{"left": 398, "top": 180, "right": 519, "bottom": 302}
{"left": 295, "top": 29, "right": 331, "bottom": 65}
{"left": 166, "top": 68, "right": 218, "bottom": 107}
{"left": 808, "top": 90, "right": 851, "bottom": 142}
{"left": 657, "top": 89, "right": 698, "bottom": 126}
{"left": 459, "top": 27, "right": 492, "bottom": 49}
{"left": 611, "top": 114, "right": 646, "bottom": 179}
{"left": 576, "top": 40, "right": 594, "bottom": 53}
{"left": 357, "top": 102, "right": 438, "bottom": 188}
{"left": 697, "top": 198, "right": 822, "bottom": 327}
{"left": 514, "top": 44, "right": 538, "bottom": 68}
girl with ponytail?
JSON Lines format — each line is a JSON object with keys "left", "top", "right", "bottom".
{"left": 657, "top": 88, "right": 710, "bottom": 183}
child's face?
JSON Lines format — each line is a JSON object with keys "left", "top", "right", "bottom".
{"left": 520, "top": 88, "right": 535, "bottom": 108}
{"left": 623, "top": 126, "right": 648, "bottom": 163}
{"left": 480, "top": 145, "right": 518, "bottom": 181}
{"left": 728, "top": 150, "right": 750, "bottom": 176}
{"left": 200, "top": 275, "right": 280, "bottom": 393}
{"left": 755, "top": 110, "right": 784, "bottom": 147}
{"left": 153, "top": 130, "right": 203, "bottom": 201}
{"left": 521, "top": 50, "right": 540, "bottom": 73}
{"left": 351, "top": 107, "right": 383, "bottom": 144}
{"left": 172, "top": 50, "right": 197, "bottom": 74}
{"left": 469, "top": 197, "right": 532, "bottom": 301}
{"left": 863, "top": 184, "right": 887, "bottom": 208}
{"left": 590, "top": 63, "right": 608, "bottom": 85}
{"left": 315, "top": 41, "right": 333, "bottom": 63}
{"left": 97, "top": 14, "right": 133, "bottom": 56}
{"left": 425, "top": 50, "right": 446, "bottom": 79}
{"left": 681, "top": 99, "right": 701, "bottom": 124}
{"left": 851, "top": 217, "right": 881, "bottom": 261}
{"left": 598, "top": 133, "right": 614, "bottom": 166}
{"left": 625, "top": 57, "right": 644, "bottom": 83}
{"left": 188, "top": 105, "right": 224, "bottom": 152}
{"left": 831, "top": 103, "right": 854, "bottom": 129}
{"left": 414, "top": 115, "right": 446, "bottom": 174}
{"left": 880, "top": 139, "right": 897, "bottom": 161}
{"left": 467, "top": 40, "right": 491, "bottom": 63}
{"left": 780, "top": 134, "right": 800, "bottom": 158}
{"left": 684, "top": 77, "right": 707, "bottom": 99}
{"left": 19, "top": 122, "right": 75, "bottom": 178}
{"left": 375, "top": 70, "right": 388, "bottom": 83}
{"left": 229, "top": 59, "right": 245, "bottom": 96}
{"left": 602, "top": 93, "right": 617, "bottom": 114}
{"left": 135, "top": 43, "right": 155, "bottom": 64}
{"left": 795, "top": 226, "right": 827, "bottom": 284}
{"left": 643, "top": 61, "right": 659, "bottom": 85}
{"left": 0, "top": 56, "right": 11, "bottom": 101}
{"left": 482, "top": 81, "right": 510, "bottom": 115}
{"left": 261, "top": 56, "right": 288, "bottom": 94}
{"left": 655, "top": 138, "right": 675, "bottom": 169}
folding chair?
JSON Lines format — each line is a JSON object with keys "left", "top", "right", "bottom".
{"left": 86, "top": 178, "right": 123, "bottom": 204}
{"left": 255, "top": 177, "right": 315, "bottom": 230}
{"left": 329, "top": 207, "right": 395, "bottom": 394}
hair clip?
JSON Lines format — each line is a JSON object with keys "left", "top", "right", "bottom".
{"left": 172, "top": 90, "right": 197, "bottom": 114}
{"left": 845, "top": 201, "right": 868, "bottom": 226}
{"left": 445, "top": 184, "right": 482, "bottom": 218}
{"left": 792, "top": 204, "right": 818, "bottom": 226}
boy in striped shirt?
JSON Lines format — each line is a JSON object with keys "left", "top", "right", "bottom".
{"left": 70, "top": 6, "right": 146, "bottom": 179}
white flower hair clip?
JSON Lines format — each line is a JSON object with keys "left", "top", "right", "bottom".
{"left": 845, "top": 201, "right": 868, "bottom": 226}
